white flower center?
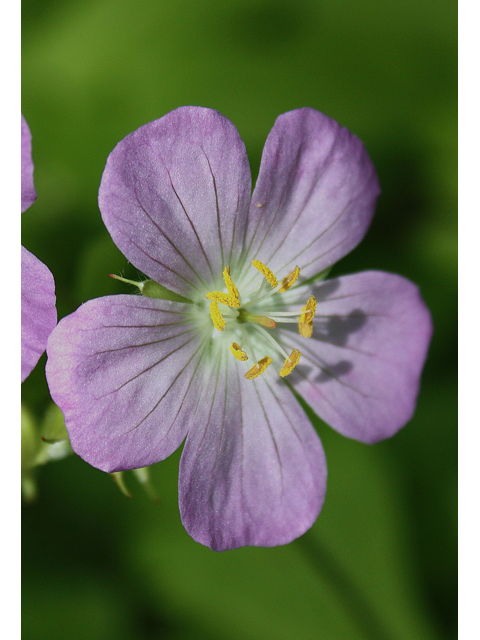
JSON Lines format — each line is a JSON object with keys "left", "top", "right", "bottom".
{"left": 201, "top": 261, "right": 316, "bottom": 379}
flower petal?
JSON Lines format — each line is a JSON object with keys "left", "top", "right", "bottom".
{"left": 46, "top": 295, "right": 206, "bottom": 472}
{"left": 99, "top": 107, "right": 252, "bottom": 297}
{"left": 243, "top": 108, "right": 380, "bottom": 283}
{"left": 21, "top": 246, "right": 57, "bottom": 381}
{"left": 179, "top": 356, "right": 327, "bottom": 551}
{"left": 21, "top": 115, "right": 37, "bottom": 213}
{"left": 280, "top": 271, "right": 433, "bottom": 443}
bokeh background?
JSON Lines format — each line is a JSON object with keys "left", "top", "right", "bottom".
{"left": 21, "top": 0, "right": 457, "bottom": 638}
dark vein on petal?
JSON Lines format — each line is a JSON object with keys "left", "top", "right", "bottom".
{"left": 290, "top": 364, "right": 347, "bottom": 420}
{"left": 278, "top": 328, "right": 376, "bottom": 358}
{"left": 251, "top": 132, "right": 339, "bottom": 277}
{"left": 105, "top": 308, "right": 188, "bottom": 317}
{"left": 295, "top": 345, "right": 378, "bottom": 399}
{"left": 305, "top": 335, "right": 375, "bottom": 357}
{"left": 193, "top": 348, "right": 224, "bottom": 466}
{"left": 242, "top": 143, "right": 305, "bottom": 277}
{"left": 252, "top": 378, "right": 284, "bottom": 496}
{"left": 228, "top": 186, "right": 242, "bottom": 268}
{"left": 269, "top": 189, "right": 358, "bottom": 276}
{"left": 150, "top": 340, "right": 210, "bottom": 443}
{"left": 239, "top": 187, "right": 286, "bottom": 280}
{"left": 287, "top": 232, "right": 352, "bottom": 274}
{"left": 162, "top": 159, "right": 216, "bottom": 281}
{"left": 263, "top": 377, "right": 319, "bottom": 486}
{"left": 94, "top": 334, "right": 198, "bottom": 399}
{"left": 200, "top": 146, "right": 225, "bottom": 268}
{"left": 240, "top": 188, "right": 251, "bottom": 270}
{"left": 313, "top": 313, "right": 387, "bottom": 318}
{"left": 80, "top": 317, "right": 190, "bottom": 332}
{"left": 210, "top": 349, "right": 229, "bottom": 480}
{"left": 260, "top": 168, "right": 329, "bottom": 270}
{"left": 241, "top": 192, "right": 282, "bottom": 274}
{"left": 235, "top": 358, "right": 248, "bottom": 528}
{"left": 127, "top": 236, "right": 202, "bottom": 294}
{"left": 77, "top": 321, "right": 188, "bottom": 334}
{"left": 264, "top": 378, "right": 306, "bottom": 447}
{"left": 106, "top": 301, "right": 191, "bottom": 314}
{"left": 133, "top": 193, "right": 208, "bottom": 289}
{"left": 86, "top": 327, "right": 197, "bottom": 357}
{"left": 314, "top": 290, "right": 395, "bottom": 304}
{"left": 120, "top": 338, "right": 208, "bottom": 436}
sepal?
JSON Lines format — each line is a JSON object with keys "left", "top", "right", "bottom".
{"left": 111, "top": 466, "right": 157, "bottom": 501}
{"left": 109, "top": 273, "right": 192, "bottom": 303}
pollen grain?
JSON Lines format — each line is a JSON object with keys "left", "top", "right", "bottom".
{"left": 209, "top": 301, "right": 226, "bottom": 331}
{"left": 252, "top": 260, "right": 278, "bottom": 288}
{"left": 230, "top": 342, "right": 248, "bottom": 361}
{"left": 279, "top": 266, "right": 300, "bottom": 292}
{"left": 223, "top": 266, "right": 240, "bottom": 305}
{"left": 279, "top": 348, "right": 301, "bottom": 377}
{"left": 206, "top": 291, "right": 240, "bottom": 307}
{"left": 244, "top": 356, "right": 272, "bottom": 380}
{"left": 299, "top": 295, "right": 317, "bottom": 338}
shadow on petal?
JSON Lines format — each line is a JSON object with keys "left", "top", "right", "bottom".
{"left": 314, "top": 360, "right": 353, "bottom": 383}
{"left": 313, "top": 309, "right": 367, "bottom": 347}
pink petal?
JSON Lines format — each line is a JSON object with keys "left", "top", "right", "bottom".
{"left": 21, "top": 115, "right": 37, "bottom": 213}
{"left": 99, "top": 107, "right": 252, "bottom": 297}
{"left": 21, "top": 247, "right": 57, "bottom": 381}
{"left": 179, "top": 356, "right": 327, "bottom": 551}
{"left": 244, "top": 108, "right": 380, "bottom": 283}
{"left": 46, "top": 295, "right": 206, "bottom": 471}
{"left": 281, "top": 271, "right": 433, "bottom": 443}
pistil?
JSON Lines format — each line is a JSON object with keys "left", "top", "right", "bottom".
{"left": 237, "top": 309, "right": 276, "bottom": 329}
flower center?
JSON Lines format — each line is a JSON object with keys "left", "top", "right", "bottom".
{"left": 205, "top": 261, "right": 316, "bottom": 380}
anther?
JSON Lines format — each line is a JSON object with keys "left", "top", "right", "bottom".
{"left": 279, "top": 266, "right": 300, "bottom": 292}
{"left": 223, "top": 266, "right": 240, "bottom": 305}
{"left": 252, "top": 260, "right": 278, "bottom": 288}
{"left": 279, "top": 348, "right": 301, "bottom": 377}
{"left": 209, "top": 301, "right": 226, "bottom": 331}
{"left": 230, "top": 342, "right": 248, "bottom": 361}
{"left": 206, "top": 291, "right": 240, "bottom": 307}
{"left": 244, "top": 356, "right": 272, "bottom": 380}
{"left": 299, "top": 295, "right": 317, "bottom": 338}
{"left": 206, "top": 266, "right": 240, "bottom": 308}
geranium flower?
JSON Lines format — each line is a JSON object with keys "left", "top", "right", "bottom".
{"left": 46, "top": 107, "right": 432, "bottom": 551}
{"left": 21, "top": 115, "right": 57, "bottom": 382}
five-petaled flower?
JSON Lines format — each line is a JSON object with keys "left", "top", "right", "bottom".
{"left": 46, "top": 107, "right": 432, "bottom": 551}
{"left": 21, "top": 114, "right": 57, "bottom": 382}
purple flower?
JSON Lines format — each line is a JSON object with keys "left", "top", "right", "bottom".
{"left": 21, "top": 115, "right": 57, "bottom": 382}
{"left": 46, "top": 107, "right": 432, "bottom": 551}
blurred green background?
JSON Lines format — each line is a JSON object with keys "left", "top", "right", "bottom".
{"left": 21, "top": 0, "right": 457, "bottom": 638}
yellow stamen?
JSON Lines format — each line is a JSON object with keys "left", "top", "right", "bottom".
{"left": 279, "top": 348, "right": 301, "bottom": 377}
{"left": 244, "top": 356, "right": 272, "bottom": 380}
{"left": 279, "top": 265, "right": 300, "bottom": 292}
{"left": 253, "top": 315, "right": 277, "bottom": 329}
{"left": 230, "top": 342, "right": 248, "bottom": 361}
{"left": 252, "top": 260, "right": 278, "bottom": 288}
{"left": 209, "top": 301, "right": 226, "bottom": 331}
{"left": 205, "top": 266, "right": 240, "bottom": 308}
{"left": 206, "top": 291, "right": 240, "bottom": 307}
{"left": 299, "top": 295, "right": 317, "bottom": 338}
{"left": 238, "top": 308, "right": 277, "bottom": 328}
{"left": 223, "top": 267, "right": 240, "bottom": 304}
